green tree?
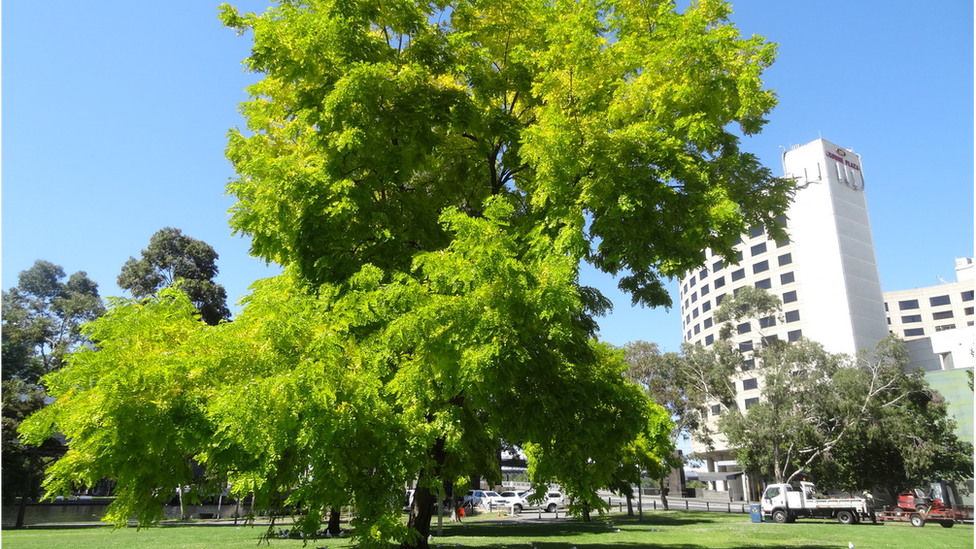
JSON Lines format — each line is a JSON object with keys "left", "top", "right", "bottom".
{"left": 623, "top": 341, "right": 704, "bottom": 510}
{"left": 712, "top": 288, "right": 973, "bottom": 491}
{"left": 23, "top": 0, "right": 792, "bottom": 547}
{"left": 118, "top": 227, "right": 230, "bottom": 325}
{"left": 2, "top": 260, "right": 104, "bottom": 526}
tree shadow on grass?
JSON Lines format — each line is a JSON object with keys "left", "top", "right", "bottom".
{"left": 431, "top": 513, "right": 853, "bottom": 549}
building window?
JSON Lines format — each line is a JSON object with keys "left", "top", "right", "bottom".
{"left": 739, "top": 341, "right": 753, "bottom": 352}
{"left": 705, "top": 334, "right": 714, "bottom": 345}
{"left": 753, "top": 260, "right": 769, "bottom": 274}
{"left": 760, "top": 316, "right": 776, "bottom": 329}
{"left": 711, "top": 404, "right": 721, "bottom": 416}
{"left": 743, "top": 378, "right": 758, "bottom": 390}
{"left": 686, "top": 330, "right": 692, "bottom": 340}
{"left": 701, "top": 284, "right": 710, "bottom": 295}
{"left": 693, "top": 308, "right": 699, "bottom": 318}
{"left": 788, "top": 329, "right": 802, "bottom": 342}
{"left": 778, "top": 253, "right": 792, "bottom": 266}
{"left": 884, "top": 302, "right": 889, "bottom": 312}
{"left": 935, "top": 324, "right": 956, "bottom": 332}
{"left": 704, "top": 317, "right": 713, "bottom": 328}
{"left": 715, "top": 294, "right": 725, "bottom": 305}
{"left": 737, "top": 322, "right": 751, "bottom": 334}
{"left": 777, "top": 237, "right": 791, "bottom": 248}
{"left": 898, "top": 299, "right": 920, "bottom": 310}
{"left": 933, "top": 310, "right": 954, "bottom": 320}
{"left": 785, "top": 310, "right": 800, "bottom": 323}
{"left": 700, "top": 269, "right": 708, "bottom": 280}
{"left": 965, "top": 307, "right": 974, "bottom": 315}
{"left": 694, "top": 324, "right": 700, "bottom": 334}
{"left": 745, "top": 397, "right": 760, "bottom": 410}
{"left": 763, "top": 334, "right": 779, "bottom": 346}
{"left": 732, "top": 269, "right": 745, "bottom": 281}
{"left": 713, "top": 260, "right": 724, "bottom": 272}
{"left": 685, "top": 314, "right": 690, "bottom": 324}
{"left": 749, "top": 225, "right": 764, "bottom": 238}
{"left": 714, "top": 276, "right": 726, "bottom": 288}
{"left": 783, "top": 290, "right": 798, "bottom": 303}
{"left": 755, "top": 278, "right": 772, "bottom": 289}
{"left": 702, "top": 301, "right": 711, "bottom": 313}
{"left": 780, "top": 272, "right": 795, "bottom": 285}
{"left": 929, "top": 295, "right": 951, "bottom": 307}
{"left": 751, "top": 242, "right": 767, "bottom": 256}
{"left": 691, "top": 291, "right": 698, "bottom": 302}
{"left": 901, "top": 314, "right": 922, "bottom": 323}
{"left": 904, "top": 327, "right": 925, "bottom": 337}
{"left": 690, "top": 275, "right": 696, "bottom": 287}
{"left": 962, "top": 290, "right": 974, "bottom": 302}
{"left": 743, "top": 358, "right": 755, "bottom": 370}
{"left": 736, "top": 250, "right": 744, "bottom": 262}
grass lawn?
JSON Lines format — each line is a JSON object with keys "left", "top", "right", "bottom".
{"left": 1, "top": 511, "right": 972, "bottom": 549}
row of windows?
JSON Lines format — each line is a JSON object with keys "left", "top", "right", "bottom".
{"left": 685, "top": 286, "right": 799, "bottom": 327}
{"left": 685, "top": 269, "right": 796, "bottom": 310}
{"left": 683, "top": 233, "right": 792, "bottom": 293}
{"left": 711, "top": 397, "right": 762, "bottom": 416}
{"left": 897, "top": 308, "right": 973, "bottom": 323}
{"left": 692, "top": 328, "right": 803, "bottom": 348}
{"left": 901, "top": 321, "right": 975, "bottom": 337}
{"left": 893, "top": 291, "right": 975, "bottom": 311}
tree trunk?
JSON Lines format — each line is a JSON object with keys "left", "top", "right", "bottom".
{"left": 328, "top": 507, "right": 341, "bottom": 535}
{"left": 404, "top": 481, "right": 436, "bottom": 549}
{"left": 659, "top": 473, "right": 670, "bottom": 511}
{"left": 401, "top": 436, "right": 448, "bottom": 549}
{"left": 626, "top": 493, "right": 634, "bottom": 516}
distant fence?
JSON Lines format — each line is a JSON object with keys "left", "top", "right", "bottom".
{"left": 2, "top": 499, "right": 252, "bottom": 528}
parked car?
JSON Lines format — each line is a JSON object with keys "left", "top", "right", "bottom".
{"left": 499, "top": 491, "right": 528, "bottom": 513}
{"left": 462, "top": 490, "right": 510, "bottom": 509}
{"left": 517, "top": 489, "right": 565, "bottom": 513}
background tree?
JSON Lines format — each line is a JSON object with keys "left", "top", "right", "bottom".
{"left": 2, "top": 260, "right": 104, "bottom": 526}
{"left": 623, "top": 341, "right": 704, "bottom": 510}
{"left": 23, "top": 1, "right": 792, "bottom": 547}
{"left": 712, "top": 288, "right": 973, "bottom": 491}
{"left": 118, "top": 227, "right": 230, "bottom": 325}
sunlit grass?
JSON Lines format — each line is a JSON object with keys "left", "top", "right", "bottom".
{"left": 1, "top": 510, "right": 971, "bottom": 549}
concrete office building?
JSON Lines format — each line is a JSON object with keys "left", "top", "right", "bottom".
{"left": 679, "top": 138, "right": 891, "bottom": 500}
{"left": 883, "top": 259, "right": 975, "bottom": 505}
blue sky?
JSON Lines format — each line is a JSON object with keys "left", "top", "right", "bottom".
{"left": 4, "top": 1, "right": 973, "bottom": 354}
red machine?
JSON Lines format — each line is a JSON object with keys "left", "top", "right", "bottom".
{"left": 875, "top": 482, "right": 963, "bottom": 528}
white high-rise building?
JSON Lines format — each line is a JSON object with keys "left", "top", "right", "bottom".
{"left": 679, "top": 138, "right": 890, "bottom": 499}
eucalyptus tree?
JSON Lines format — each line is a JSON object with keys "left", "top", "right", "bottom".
{"left": 2, "top": 260, "right": 104, "bottom": 526}
{"left": 22, "top": 1, "right": 793, "bottom": 547}
{"left": 118, "top": 227, "right": 230, "bottom": 325}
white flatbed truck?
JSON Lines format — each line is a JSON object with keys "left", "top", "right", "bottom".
{"left": 761, "top": 481, "right": 874, "bottom": 524}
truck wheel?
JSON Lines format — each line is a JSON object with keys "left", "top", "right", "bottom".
{"left": 939, "top": 521, "right": 954, "bottom": 528}
{"left": 513, "top": 504, "right": 522, "bottom": 515}
{"left": 546, "top": 503, "right": 557, "bottom": 513}
{"left": 837, "top": 510, "right": 855, "bottom": 525}
{"left": 772, "top": 510, "right": 789, "bottom": 524}
{"left": 910, "top": 513, "right": 924, "bottom": 527}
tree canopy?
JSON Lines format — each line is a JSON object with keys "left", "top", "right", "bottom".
{"left": 22, "top": 0, "right": 793, "bottom": 547}
{"left": 117, "top": 227, "right": 230, "bottom": 325}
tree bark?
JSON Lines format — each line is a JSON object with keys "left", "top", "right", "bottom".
{"left": 659, "top": 473, "right": 670, "bottom": 511}
{"left": 328, "top": 507, "right": 341, "bottom": 535}
{"left": 402, "top": 436, "right": 447, "bottom": 549}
